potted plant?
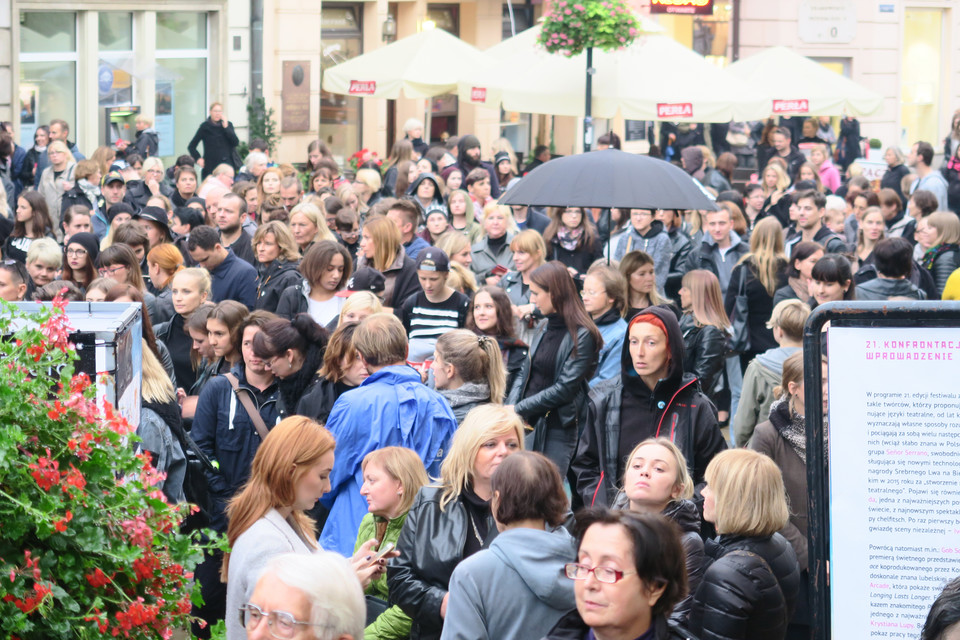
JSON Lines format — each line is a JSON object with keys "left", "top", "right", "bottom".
{"left": 0, "top": 297, "right": 210, "bottom": 639}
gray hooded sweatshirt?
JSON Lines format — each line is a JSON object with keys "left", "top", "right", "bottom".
{"left": 440, "top": 527, "right": 577, "bottom": 640}
{"left": 733, "top": 346, "right": 800, "bottom": 447}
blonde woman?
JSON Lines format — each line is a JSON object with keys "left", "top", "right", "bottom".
{"left": 446, "top": 262, "right": 477, "bottom": 296}
{"left": 498, "top": 229, "right": 547, "bottom": 341}
{"left": 690, "top": 449, "right": 799, "bottom": 640}
{"left": 679, "top": 269, "right": 731, "bottom": 398}
{"left": 358, "top": 215, "right": 420, "bottom": 308}
{"left": 617, "top": 437, "right": 705, "bottom": 624}
{"left": 389, "top": 405, "right": 525, "bottom": 639}
{"left": 919, "top": 210, "right": 960, "bottom": 296}
{"left": 355, "top": 447, "right": 429, "bottom": 640}
{"left": 289, "top": 201, "right": 336, "bottom": 254}
{"left": 338, "top": 290, "right": 383, "bottom": 326}
{"left": 156, "top": 267, "right": 211, "bottom": 399}
{"left": 760, "top": 162, "right": 791, "bottom": 227}
{"left": 432, "top": 330, "right": 507, "bottom": 421}
{"left": 37, "top": 140, "right": 77, "bottom": 236}
{"left": 724, "top": 217, "right": 787, "bottom": 372}
{"left": 138, "top": 338, "right": 186, "bottom": 504}
{"left": 855, "top": 206, "right": 885, "bottom": 265}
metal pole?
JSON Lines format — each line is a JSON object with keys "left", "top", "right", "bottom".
{"left": 583, "top": 46, "right": 594, "bottom": 152}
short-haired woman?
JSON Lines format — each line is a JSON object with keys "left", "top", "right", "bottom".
{"left": 689, "top": 449, "right": 801, "bottom": 640}
{"left": 918, "top": 210, "right": 960, "bottom": 296}
{"left": 296, "top": 322, "right": 368, "bottom": 423}
{"left": 276, "top": 239, "right": 352, "bottom": 327}
{"left": 498, "top": 228, "right": 547, "bottom": 343}
{"left": 442, "top": 452, "right": 575, "bottom": 640}
{"left": 156, "top": 268, "right": 211, "bottom": 399}
{"left": 515, "top": 262, "right": 600, "bottom": 476}
{"left": 617, "top": 438, "right": 705, "bottom": 624}
{"left": 389, "top": 405, "right": 525, "bottom": 640}
{"left": 146, "top": 243, "right": 184, "bottom": 325}
{"left": 251, "top": 220, "right": 301, "bottom": 313}
{"left": 289, "top": 201, "right": 336, "bottom": 255}
{"left": 356, "top": 447, "right": 429, "bottom": 640}
{"left": 432, "top": 330, "right": 506, "bottom": 422}
{"left": 546, "top": 508, "right": 694, "bottom": 639}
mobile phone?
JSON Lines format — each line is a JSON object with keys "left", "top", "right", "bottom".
{"left": 375, "top": 542, "right": 396, "bottom": 560}
{"left": 491, "top": 264, "right": 509, "bottom": 276}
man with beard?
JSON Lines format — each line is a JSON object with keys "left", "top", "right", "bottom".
{"left": 457, "top": 134, "right": 501, "bottom": 198}
{"left": 215, "top": 192, "right": 256, "bottom": 265}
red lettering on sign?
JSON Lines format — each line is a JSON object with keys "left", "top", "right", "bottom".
{"left": 348, "top": 81, "right": 376, "bottom": 95}
{"left": 471, "top": 87, "right": 487, "bottom": 103}
{"left": 657, "top": 103, "right": 694, "bottom": 118}
{"left": 772, "top": 99, "right": 809, "bottom": 114}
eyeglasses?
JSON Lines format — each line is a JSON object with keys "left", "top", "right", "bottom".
{"left": 66, "top": 248, "right": 87, "bottom": 257}
{"left": 99, "top": 265, "right": 127, "bottom": 277}
{"left": 564, "top": 562, "right": 636, "bottom": 584}
{"left": 239, "top": 603, "right": 324, "bottom": 639}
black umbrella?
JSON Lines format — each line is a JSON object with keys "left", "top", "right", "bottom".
{"left": 499, "top": 149, "right": 719, "bottom": 211}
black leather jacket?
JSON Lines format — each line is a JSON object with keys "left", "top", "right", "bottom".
{"left": 688, "top": 533, "right": 800, "bottom": 640}
{"left": 254, "top": 260, "right": 301, "bottom": 313}
{"left": 665, "top": 227, "right": 694, "bottom": 300}
{"left": 388, "top": 486, "right": 498, "bottom": 640}
{"left": 927, "top": 245, "right": 960, "bottom": 296}
{"left": 679, "top": 314, "right": 727, "bottom": 397}
{"left": 515, "top": 324, "right": 599, "bottom": 429}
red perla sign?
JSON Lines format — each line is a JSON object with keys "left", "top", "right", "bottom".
{"left": 657, "top": 103, "right": 694, "bottom": 118}
{"left": 772, "top": 99, "right": 809, "bottom": 113}
{"left": 348, "top": 81, "right": 376, "bottom": 95}
{"left": 470, "top": 87, "right": 487, "bottom": 103}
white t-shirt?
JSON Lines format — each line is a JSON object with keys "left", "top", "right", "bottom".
{"left": 306, "top": 295, "right": 344, "bottom": 327}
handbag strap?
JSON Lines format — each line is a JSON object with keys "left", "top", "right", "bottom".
{"left": 224, "top": 373, "right": 270, "bottom": 441}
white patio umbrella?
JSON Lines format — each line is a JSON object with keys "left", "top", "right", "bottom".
{"left": 322, "top": 28, "right": 490, "bottom": 99}
{"left": 458, "top": 28, "right": 769, "bottom": 122}
{"left": 726, "top": 46, "right": 883, "bottom": 117}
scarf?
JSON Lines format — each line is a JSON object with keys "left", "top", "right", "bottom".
{"left": 769, "top": 396, "right": 806, "bottom": 463}
{"left": 78, "top": 179, "right": 101, "bottom": 203}
{"left": 438, "top": 382, "right": 491, "bottom": 410}
{"left": 556, "top": 225, "right": 583, "bottom": 251}
{"left": 921, "top": 244, "right": 959, "bottom": 270}
{"left": 787, "top": 276, "right": 809, "bottom": 301}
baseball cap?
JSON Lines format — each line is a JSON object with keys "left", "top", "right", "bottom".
{"left": 415, "top": 247, "right": 450, "bottom": 273}
{"left": 101, "top": 171, "right": 125, "bottom": 187}
{"left": 336, "top": 267, "right": 386, "bottom": 298}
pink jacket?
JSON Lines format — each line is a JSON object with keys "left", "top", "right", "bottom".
{"left": 819, "top": 159, "right": 842, "bottom": 193}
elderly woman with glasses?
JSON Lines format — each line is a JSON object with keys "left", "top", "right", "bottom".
{"left": 545, "top": 508, "right": 694, "bottom": 640}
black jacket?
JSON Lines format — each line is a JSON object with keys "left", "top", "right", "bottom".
{"left": 544, "top": 609, "right": 698, "bottom": 640}
{"left": 122, "top": 179, "right": 155, "bottom": 212}
{"left": 187, "top": 118, "right": 240, "bottom": 177}
{"left": 665, "top": 226, "right": 694, "bottom": 300}
{"left": 130, "top": 128, "right": 159, "bottom": 158}
{"left": 572, "top": 306, "right": 726, "bottom": 507}
{"left": 925, "top": 246, "right": 960, "bottom": 297}
{"left": 547, "top": 236, "right": 604, "bottom": 278}
{"left": 295, "top": 376, "right": 357, "bottom": 424}
{"left": 881, "top": 163, "right": 911, "bottom": 205}
{"left": 388, "top": 486, "right": 498, "bottom": 640}
{"left": 784, "top": 225, "right": 848, "bottom": 256}
{"left": 275, "top": 342, "right": 327, "bottom": 420}
{"left": 679, "top": 314, "right": 727, "bottom": 397}
{"left": 254, "top": 260, "right": 301, "bottom": 313}
{"left": 688, "top": 534, "right": 800, "bottom": 640}
{"left": 724, "top": 259, "right": 788, "bottom": 355}
{"left": 515, "top": 324, "right": 599, "bottom": 430}
{"left": 60, "top": 184, "right": 104, "bottom": 220}
{"left": 499, "top": 336, "right": 529, "bottom": 405}
{"left": 274, "top": 280, "right": 311, "bottom": 320}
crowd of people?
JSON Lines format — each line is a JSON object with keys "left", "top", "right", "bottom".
{"left": 2, "top": 106, "right": 960, "bottom": 640}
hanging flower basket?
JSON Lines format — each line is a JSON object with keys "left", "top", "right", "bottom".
{"left": 538, "top": 0, "right": 641, "bottom": 56}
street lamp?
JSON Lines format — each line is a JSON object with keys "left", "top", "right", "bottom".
{"left": 382, "top": 14, "right": 397, "bottom": 43}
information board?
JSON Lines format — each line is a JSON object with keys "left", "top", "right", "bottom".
{"left": 827, "top": 326, "right": 960, "bottom": 638}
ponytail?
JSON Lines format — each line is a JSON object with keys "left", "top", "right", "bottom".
{"left": 773, "top": 351, "right": 804, "bottom": 398}
{"left": 435, "top": 329, "right": 506, "bottom": 403}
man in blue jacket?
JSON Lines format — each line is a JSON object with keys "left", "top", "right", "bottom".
{"left": 186, "top": 224, "right": 257, "bottom": 309}
{"left": 320, "top": 313, "right": 458, "bottom": 556}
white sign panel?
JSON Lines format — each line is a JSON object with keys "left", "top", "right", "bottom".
{"left": 828, "top": 327, "right": 960, "bottom": 639}
{"left": 798, "top": 0, "right": 857, "bottom": 44}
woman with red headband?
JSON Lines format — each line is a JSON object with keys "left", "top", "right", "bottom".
{"left": 572, "top": 305, "right": 726, "bottom": 508}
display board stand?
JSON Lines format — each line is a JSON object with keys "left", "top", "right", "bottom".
{"left": 805, "top": 301, "right": 960, "bottom": 640}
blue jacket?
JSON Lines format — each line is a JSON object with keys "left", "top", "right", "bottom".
{"left": 590, "top": 313, "right": 626, "bottom": 388}
{"left": 191, "top": 363, "right": 280, "bottom": 531}
{"left": 320, "top": 365, "right": 458, "bottom": 556}
{"left": 210, "top": 249, "right": 258, "bottom": 309}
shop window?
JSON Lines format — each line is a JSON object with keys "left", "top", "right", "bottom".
{"left": 19, "top": 12, "right": 78, "bottom": 148}
{"left": 99, "top": 12, "right": 135, "bottom": 113}
{"left": 503, "top": 2, "right": 534, "bottom": 39}
{"left": 321, "top": 5, "right": 363, "bottom": 166}
{"left": 157, "top": 13, "right": 210, "bottom": 160}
